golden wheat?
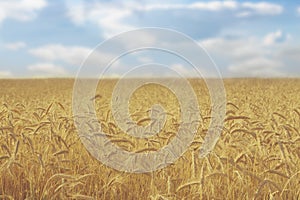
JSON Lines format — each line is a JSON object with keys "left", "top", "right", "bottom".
{"left": 0, "top": 78, "right": 299, "bottom": 199}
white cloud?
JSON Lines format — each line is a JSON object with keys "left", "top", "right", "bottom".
{"left": 228, "top": 57, "right": 284, "bottom": 77}
{"left": 29, "top": 44, "right": 92, "bottom": 65}
{"left": 114, "top": 30, "right": 158, "bottom": 50}
{"left": 170, "top": 63, "right": 192, "bottom": 76}
{"left": 141, "top": 1, "right": 238, "bottom": 11}
{"left": 66, "top": 0, "right": 134, "bottom": 38}
{"left": 168, "top": 63, "right": 210, "bottom": 77}
{"left": 278, "top": 46, "right": 300, "bottom": 63}
{"left": 4, "top": 42, "right": 27, "bottom": 50}
{"left": 65, "top": 1, "right": 283, "bottom": 38}
{"left": 0, "top": 0, "right": 47, "bottom": 23}
{"left": 297, "top": 7, "right": 300, "bottom": 15}
{"left": 0, "top": 70, "right": 13, "bottom": 78}
{"left": 28, "top": 44, "right": 120, "bottom": 76}
{"left": 263, "top": 30, "right": 288, "bottom": 46}
{"left": 239, "top": 2, "right": 283, "bottom": 17}
{"left": 201, "top": 33, "right": 290, "bottom": 77}
{"left": 29, "top": 44, "right": 117, "bottom": 66}
{"left": 28, "top": 63, "right": 67, "bottom": 75}
{"left": 66, "top": 1, "right": 85, "bottom": 25}
{"left": 202, "top": 37, "right": 264, "bottom": 60}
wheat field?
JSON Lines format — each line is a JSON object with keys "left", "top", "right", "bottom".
{"left": 0, "top": 78, "right": 299, "bottom": 199}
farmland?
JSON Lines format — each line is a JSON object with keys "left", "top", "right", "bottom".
{"left": 0, "top": 78, "right": 299, "bottom": 199}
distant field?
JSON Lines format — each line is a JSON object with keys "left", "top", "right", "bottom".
{"left": 0, "top": 79, "right": 299, "bottom": 199}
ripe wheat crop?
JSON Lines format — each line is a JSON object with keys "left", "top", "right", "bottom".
{"left": 0, "top": 78, "right": 299, "bottom": 199}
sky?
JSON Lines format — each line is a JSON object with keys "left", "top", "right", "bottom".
{"left": 0, "top": 0, "right": 299, "bottom": 78}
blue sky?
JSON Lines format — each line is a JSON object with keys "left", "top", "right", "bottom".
{"left": 0, "top": 0, "right": 299, "bottom": 78}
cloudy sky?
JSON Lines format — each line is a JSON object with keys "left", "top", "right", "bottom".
{"left": 0, "top": 0, "right": 299, "bottom": 78}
